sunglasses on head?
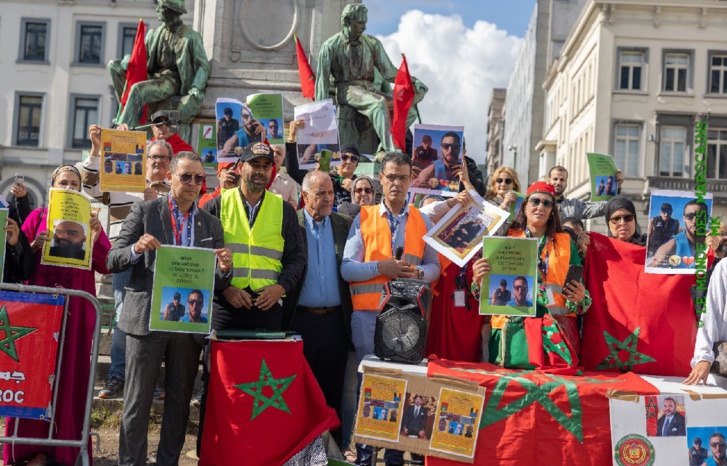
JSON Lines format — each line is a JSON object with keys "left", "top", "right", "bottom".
{"left": 441, "top": 143, "right": 461, "bottom": 151}
{"left": 176, "top": 172, "right": 206, "bottom": 185}
{"left": 496, "top": 178, "right": 513, "bottom": 185}
{"left": 610, "top": 214, "right": 635, "bottom": 224}
{"left": 354, "top": 187, "right": 373, "bottom": 194}
{"left": 341, "top": 154, "right": 359, "bottom": 163}
{"left": 528, "top": 197, "right": 553, "bottom": 208}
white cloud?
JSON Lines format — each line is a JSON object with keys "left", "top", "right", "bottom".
{"left": 377, "top": 10, "right": 522, "bottom": 165}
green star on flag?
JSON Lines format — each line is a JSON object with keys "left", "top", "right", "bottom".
{"left": 235, "top": 359, "right": 296, "bottom": 420}
{"left": 595, "top": 327, "right": 656, "bottom": 371}
{"left": 0, "top": 305, "right": 37, "bottom": 362}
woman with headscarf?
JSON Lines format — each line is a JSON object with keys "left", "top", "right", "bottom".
{"left": 4, "top": 165, "right": 111, "bottom": 466}
{"left": 337, "top": 175, "right": 376, "bottom": 218}
{"left": 471, "top": 181, "right": 591, "bottom": 366}
{"left": 576, "top": 196, "right": 646, "bottom": 258}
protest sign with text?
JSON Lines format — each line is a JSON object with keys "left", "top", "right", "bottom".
{"left": 294, "top": 99, "right": 340, "bottom": 169}
{"left": 479, "top": 236, "right": 538, "bottom": 317}
{"left": 246, "top": 93, "right": 285, "bottom": 145}
{"left": 42, "top": 189, "right": 94, "bottom": 270}
{"left": 100, "top": 129, "right": 147, "bottom": 193}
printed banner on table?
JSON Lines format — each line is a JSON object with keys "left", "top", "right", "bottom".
{"left": 246, "top": 93, "right": 284, "bottom": 145}
{"left": 645, "top": 189, "right": 713, "bottom": 274}
{"left": 410, "top": 124, "right": 465, "bottom": 197}
{"left": 150, "top": 245, "right": 216, "bottom": 333}
{"left": 294, "top": 99, "right": 340, "bottom": 169}
{"left": 215, "top": 97, "right": 264, "bottom": 163}
{"left": 355, "top": 373, "right": 408, "bottom": 442}
{"left": 99, "top": 128, "right": 147, "bottom": 193}
{"left": 199, "top": 339, "right": 339, "bottom": 466}
{"left": 610, "top": 386, "right": 727, "bottom": 466}
{"left": 429, "top": 387, "right": 485, "bottom": 459}
{"left": 508, "top": 191, "right": 525, "bottom": 222}
{"left": 479, "top": 236, "right": 538, "bottom": 317}
{"left": 42, "top": 189, "right": 94, "bottom": 270}
{"left": 197, "top": 122, "right": 217, "bottom": 168}
{"left": 0, "top": 209, "right": 6, "bottom": 283}
{"left": 587, "top": 153, "right": 618, "bottom": 201}
{"left": 0, "top": 291, "right": 65, "bottom": 419}
{"left": 423, "top": 191, "right": 508, "bottom": 267}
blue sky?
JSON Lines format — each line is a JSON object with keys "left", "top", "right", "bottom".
{"left": 365, "top": 0, "right": 536, "bottom": 38}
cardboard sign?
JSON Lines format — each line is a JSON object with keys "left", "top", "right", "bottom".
{"left": 99, "top": 128, "right": 147, "bottom": 193}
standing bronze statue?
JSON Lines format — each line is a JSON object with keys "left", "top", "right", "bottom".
{"left": 316, "top": 3, "right": 428, "bottom": 156}
{"left": 109, "top": 0, "right": 209, "bottom": 140}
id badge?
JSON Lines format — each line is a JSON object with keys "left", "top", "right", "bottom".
{"left": 454, "top": 289, "right": 466, "bottom": 308}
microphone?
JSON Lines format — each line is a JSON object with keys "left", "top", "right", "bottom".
{"left": 395, "top": 246, "right": 403, "bottom": 261}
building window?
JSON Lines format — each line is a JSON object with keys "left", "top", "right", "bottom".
{"left": 710, "top": 54, "right": 727, "bottom": 94}
{"left": 618, "top": 51, "right": 644, "bottom": 90}
{"left": 663, "top": 53, "right": 689, "bottom": 92}
{"left": 659, "top": 126, "right": 688, "bottom": 177}
{"left": 19, "top": 19, "right": 50, "bottom": 62}
{"left": 707, "top": 129, "right": 727, "bottom": 180}
{"left": 75, "top": 22, "right": 105, "bottom": 65}
{"left": 118, "top": 23, "right": 138, "bottom": 58}
{"left": 14, "top": 94, "right": 43, "bottom": 147}
{"left": 613, "top": 124, "right": 640, "bottom": 176}
{"left": 69, "top": 96, "right": 100, "bottom": 148}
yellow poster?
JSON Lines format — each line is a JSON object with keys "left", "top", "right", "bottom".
{"left": 99, "top": 129, "right": 147, "bottom": 193}
{"left": 354, "top": 374, "right": 408, "bottom": 442}
{"left": 429, "top": 387, "right": 485, "bottom": 459}
{"left": 41, "top": 189, "right": 94, "bottom": 270}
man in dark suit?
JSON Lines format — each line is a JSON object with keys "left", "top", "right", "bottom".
{"left": 401, "top": 395, "right": 428, "bottom": 438}
{"left": 656, "top": 397, "right": 686, "bottom": 437}
{"left": 107, "top": 152, "right": 230, "bottom": 466}
{"left": 284, "top": 170, "right": 353, "bottom": 450}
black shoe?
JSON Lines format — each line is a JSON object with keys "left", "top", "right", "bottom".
{"left": 98, "top": 377, "right": 124, "bottom": 399}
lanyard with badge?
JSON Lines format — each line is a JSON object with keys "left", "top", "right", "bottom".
{"left": 169, "top": 197, "right": 192, "bottom": 246}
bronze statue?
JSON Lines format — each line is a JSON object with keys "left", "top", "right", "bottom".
{"left": 109, "top": 0, "right": 209, "bottom": 140}
{"left": 316, "top": 3, "right": 427, "bottom": 156}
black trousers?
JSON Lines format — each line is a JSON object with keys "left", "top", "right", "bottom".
{"left": 291, "top": 307, "right": 349, "bottom": 449}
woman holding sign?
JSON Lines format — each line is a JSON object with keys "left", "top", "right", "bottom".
{"left": 472, "top": 181, "right": 591, "bottom": 369}
{"left": 5, "top": 165, "right": 111, "bottom": 466}
{"left": 485, "top": 166, "right": 522, "bottom": 236}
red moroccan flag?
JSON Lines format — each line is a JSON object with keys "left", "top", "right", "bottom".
{"left": 391, "top": 54, "right": 415, "bottom": 151}
{"left": 294, "top": 34, "right": 315, "bottom": 99}
{"left": 581, "top": 233, "right": 697, "bottom": 376}
{"left": 117, "top": 19, "right": 148, "bottom": 124}
{"left": 199, "top": 339, "right": 339, "bottom": 466}
{"left": 426, "top": 358, "right": 659, "bottom": 466}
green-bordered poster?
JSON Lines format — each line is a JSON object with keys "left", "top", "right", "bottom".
{"left": 587, "top": 153, "right": 618, "bottom": 202}
{"left": 479, "top": 236, "right": 538, "bottom": 317}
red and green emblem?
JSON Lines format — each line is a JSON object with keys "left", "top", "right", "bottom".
{"left": 614, "top": 434, "right": 654, "bottom": 466}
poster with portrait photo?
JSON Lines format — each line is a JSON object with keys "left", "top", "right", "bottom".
{"left": 100, "top": 129, "right": 147, "bottom": 193}
{"left": 479, "top": 236, "right": 538, "bottom": 317}
{"left": 41, "top": 189, "right": 94, "bottom": 270}
{"left": 587, "top": 153, "right": 618, "bottom": 201}
{"left": 354, "top": 373, "right": 407, "bottom": 442}
{"left": 409, "top": 124, "right": 464, "bottom": 197}
{"left": 215, "top": 98, "right": 264, "bottom": 163}
{"left": 400, "top": 392, "right": 436, "bottom": 441}
{"left": 246, "top": 93, "right": 284, "bottom": 145}
{"left": 294, "top": 99, "right": 340, "bottom": 169}
{"left": 645, "top": 189, "right": 713, "bottom": 275}
{"left": 429, "top": 387, "right": 485, "bottom": 459}
{"left": 0, "top": 209, "right": 7, "bottom": 283}
{"left": 687, "top": 426, "right": 727, "bottom": 466}
{"left": 644, "top": 395, "right": 687, "bottom": 437}
{"left": 197, "top": 122, "right": 217, "bottom": 168}
{"left": 423, "top": 191, "right": 508, "bottom": 267}
{"left": 150, "top": 245, "right": 216, "bottom": 334}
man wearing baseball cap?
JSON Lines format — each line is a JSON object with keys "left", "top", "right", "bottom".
{"left": 217, "top": 107, "right": 239, "bottom": 149}
{"left": 149, "top": 110, "right": 194, "bottom": 155}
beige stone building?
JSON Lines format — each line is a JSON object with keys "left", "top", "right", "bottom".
{"left": 486, "top": 88, "right": 506, "bottom": 177}
{"left": 540, "top": 0, "right": 727, "bottom": 232}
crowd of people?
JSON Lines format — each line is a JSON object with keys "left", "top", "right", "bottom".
{"left": 3, "top": 124, "right": 727, "bottom": 466}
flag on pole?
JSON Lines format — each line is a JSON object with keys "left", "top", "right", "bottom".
{"left": 117, "top": 19, "right": 148, "bottom": 124}
{"left": 391, "top": 54, "right": 415, "bottom": 151}
{"left": 294, "top": 34, "right": 315, "bottom": 99}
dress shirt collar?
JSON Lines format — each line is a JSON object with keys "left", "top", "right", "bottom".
{"left": 379, "top": 201, "right": 409, "bottom": 218}
{"left": 303, "top": 208, "right": 328, "bottom": 231}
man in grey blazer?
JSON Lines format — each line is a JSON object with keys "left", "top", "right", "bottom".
{"left": 107, "top": 152, "right": 231, "bottom": 466}
{"left": 283, "top": 171, "right": 353, "bottom": 449}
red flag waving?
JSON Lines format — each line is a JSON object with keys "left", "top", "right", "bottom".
{"left": 119, "top": 19, "right": 148, "bottom": 124}
{"left": 200, "top": 340, "right": 339, "bottom": 466}
{"left": 294, "top": 34, "right": 316, "bottom": 99}
{"left": 391, "top": 54, "right": 415, "bottom": 151}
{"left": 426, "top": 358, "right": 659, "bottom": 466}
{"left": 581, "top": 233, "right": 697, "bottom": 376}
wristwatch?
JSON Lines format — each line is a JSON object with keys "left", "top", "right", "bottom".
{"left": 416, "top": 266, "right": 425, "bottom": 280}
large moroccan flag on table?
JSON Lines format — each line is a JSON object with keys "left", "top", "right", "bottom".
{"left": 0, "top": 291, "right": 64, "bottom": 419}
{"left": 426, "top": 358, "right": 659, "bottom": 466}
{"left": 582, "top": 232, "right": 697, "bottom": 376}
{"left": 199, "top": 339, "right": 339, "bottom": 466}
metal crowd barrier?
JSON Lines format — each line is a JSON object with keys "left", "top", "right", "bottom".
{"left": 0, "top": 283, "right": 102, "bottom": 466}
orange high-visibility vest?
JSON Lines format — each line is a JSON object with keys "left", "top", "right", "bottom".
{"left": 349, "top": 205, "right": 428, "bottom": 311}
{"left": 491, "top": 230, "right": 572, "bottom": 329}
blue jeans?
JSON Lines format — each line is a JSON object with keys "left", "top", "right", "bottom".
{"left": 351, "top": 311, "right": 408, "bottom": 466}
{"left": 109, "top": 268, "right": 132, "bottom": 381}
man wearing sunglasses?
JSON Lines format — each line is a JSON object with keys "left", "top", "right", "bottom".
{"left": 150, "top": 110, "right": 195, "bottom": 155}
{"left": 507, "top": 277, "right": 533, "bottom": 307}
{"left": 107, "top": 151, "right": 229, "bottom": 466}
{"left": 218, "top": 105, "right": 265, "bottom": 158}
{"left": 647, "top": 203, "right": 680, "bottom": 257}
{"left": 331, "top": 144, "right": 361, "bottom": 206}
{"left": 180, "top": 290, "right": 208, "bottom": 323}
{"left": 706, "top": 433, "right": 727, "bottom": 466}
{"left": 649, "top": 200, "right": 707, "bottom": 269}
{"left": 414, "top": 132, "right": 463, "bottom": 192}
{"left": 548, "top": 166, "right": 624, "bottom": 222}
